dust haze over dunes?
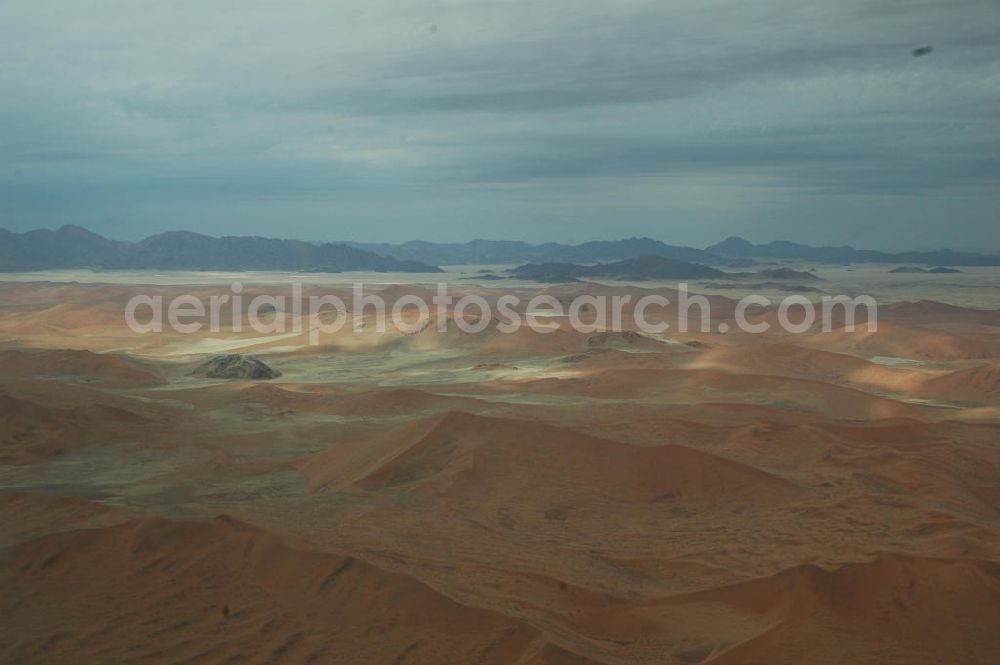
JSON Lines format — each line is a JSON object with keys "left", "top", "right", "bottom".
{"left": 2, "top": 268, "right": 1000, "bottom": 665}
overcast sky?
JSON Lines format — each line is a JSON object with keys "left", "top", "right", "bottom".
{"left": 1, "top": 0, "right": 998, "bottom": 249}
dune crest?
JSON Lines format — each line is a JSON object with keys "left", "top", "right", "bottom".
{"left": 0, "top": 516, "right": 554, "bottom": 665}
{"left": 670, "top": 554, "right": 1000, "bottom": 664}
{"left": 329, "top": 412, "right": 803, "bottom": 505}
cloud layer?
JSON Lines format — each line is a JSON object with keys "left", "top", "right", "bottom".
{"left": 2, "top": 0, "right": 998, "bottom": 249}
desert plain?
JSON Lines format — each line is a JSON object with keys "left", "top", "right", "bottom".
{"left": 2, "top": 267, "right": 1000, "bottom": 664}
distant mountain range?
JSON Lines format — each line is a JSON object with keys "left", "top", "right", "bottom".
{"left": 507, "top": 260, "right": 832, "bottom": 283}
{"left": 2, "top": 226, "right": 998, "bottom": 272}
{"left": 509, "top": 256, "right": 725, "bottom": 282}
{"left": 707, "top": 236, "right": 1000, "bottom": 266}
{"left": 0, "top": 226, "right": 441, "bottom": 273}
{"left": 889, "top": 266, "right": 962, "bottom": 274}
{"left": 354, "top": 236, "right": 1000, "bottom": 267}
{"left": 754, "top": 268, "right": 822, "bottom": 281}
{"left": 348, "top": 237, "right": 735, "bottom": 266}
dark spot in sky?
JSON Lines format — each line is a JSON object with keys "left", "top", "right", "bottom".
{"left": 912, "top": 46, "right": 934, "bottom": 57}
{"left": 429, "top": 24, "right": 438, "bottom": 34}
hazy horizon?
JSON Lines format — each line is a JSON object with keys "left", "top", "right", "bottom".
{"left": 6, "top": 222, "right": 1000, "bottom": 255}
{"left": 2, "top": 0, "right": 999, "bottom": 251}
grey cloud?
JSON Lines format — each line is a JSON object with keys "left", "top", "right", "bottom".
{"left": 0, "top": 0, "right": 998, "bottom": 249}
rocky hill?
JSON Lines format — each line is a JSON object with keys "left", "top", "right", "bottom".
{"left": 708, "top": 236, "right": 1000, "bottom": 266}
{"left": 0, "top": 226, "right": 441, "bottom": 273}
{"left": 510, "top": 255, "right": 725, "bottom": 282}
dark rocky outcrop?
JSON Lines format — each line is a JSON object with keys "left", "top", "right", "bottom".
{"left": 190, "top": 354, "right": 281, "bottom": 380}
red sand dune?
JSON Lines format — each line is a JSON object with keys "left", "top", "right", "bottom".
{"left": 1, "top": 280, "right": 998, "bottom": 664}
{"left": 0, "top": 348, "right": 165, "bottom": 388}
{"left": 0, "top": 389, "right": 147, "bottom": 464}
{"left": 658, "top": 554, "right": 1000, "bottom": 664}
{"left": 801, "top": 321, "right": 998, "bottom": 360}
{"left": 677, "top": 342, "right": 1000, "bottom": 404}
{"left": 914, "top": 363, "right": 1000, "bottom": 403}
{"left": 513, "top": 367, "right": 919, "bottom": 419}
{"left": 0, "top": 515, "right": 562, "bottom": 665}
{"left": 0, "top": 302, "right": 128, "bottom": 334}
{"left": 685, "top": 342, "right": 874, "bottom": 380}
{"left": 882, "top": 300, "right": 1000, "bottom": 325}
{"left": 303, "top": 412, "right": 801, "bottom": 505}
{"left": 170, "top": 383, "right": 491, "bottom": 418}
{"left": 0, "top": 492, "right": 130, "bottom": 549}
